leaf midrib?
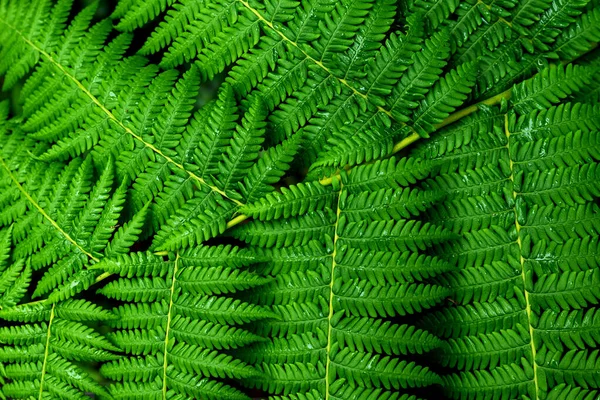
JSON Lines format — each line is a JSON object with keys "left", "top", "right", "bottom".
{"left": 505, "top": 113, "right": 540, "bottom": 399}
{"left": 324, "top": 185, "right": 343, "bottom": 399}
{"left": 0, "top": 18, "right": 244, "bottom": 208}
{"left": 0, "top": 154, "right": 98, "bottom": 262}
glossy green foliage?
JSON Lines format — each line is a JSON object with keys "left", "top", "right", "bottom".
{"left": 233, "top": 158, "right": 452, "bottom": 399}
{"left": 0, "top": 227, "right": 29, "bottom": 311}
{"left": 0, "top": 126, "right": 146, "bottom": 398}
{"left": 0, "top": 0, "right": 306, "bottom": 258}
{"left": 0, "top": 128, "right": 147, "bottom": 303}
{"left": 96, "top": 249, "right": 271, "bottom": 399}
{"left": 112, "top": 0, "right": 600, "bottom": 176}
{"left": 413, "top": 67, "right": 600, "bottom": 399}
{"left": 0, "top": 0, "right": 599, "bottom": 399}
{"left": 111, "top": 0, "right": 487, "bottom": 173}
{"left": 0, "top": 300, "right": 118, "bottom": 399}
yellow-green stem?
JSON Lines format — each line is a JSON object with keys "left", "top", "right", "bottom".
{"left": 317, "top": 88, "right": 514, "bottom": 186}
{"left": 434, "top": 88, "right": 513, "bottom": 130}
{"left": 391, "top": 132, "right": 420, "bottom": 155}
{"left": 226, "top": 214, "right": 249, "bottom": 229}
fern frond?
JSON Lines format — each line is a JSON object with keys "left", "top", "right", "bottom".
{"left": 107, "top": 0, "right": 490, "bottom": 169}
{"left": 526, "top": 236, "right": 600, "bottom": 274}
{"left": 546, "top": 384, "right": 599, "bottom": 400}
{"left": 388, "top": 29, "right": 450, "bottom": 122}
{"left": 533, "top": 308, "right": 600, "bottom": 351}
{"left": 410, "top": 94, "right": 600, "bottom": 399}
{"left": 240, "top": 181, "right": 337, "bottom": 221}
{"left": 512, "top": 102, "right": 600, "bottom": 139}
{"left": 341, "top": 156, "right": 433, "bottom": 193}
{"left": 525, "top": 0, "right": 590, "bottom": 53}
{"left": 0, "top": 131, "right": 144, "bottom": 302}
{"left": 232, "top": 210, "right": 336, "bottom": 248}
{"left": 0, "top": 301, "right": 116, "bottom": 398}
{"left": 511, "top": 64, "right": 595, "bottom": 113}
{"left": 96, "top": 249, "right": 271, "bottom": 398}
{"left": 0, "top": 4, "right": 320, "bottom": 254}
{"left": 240, "top": 133, "right": 302, "bottom": 203}
{"left": 412, "top": 62, "right": 478, "bottom": 137}
{"left": 1, "top": 0, "right": 600, "bottom": 398}
{"left": 237, "top": 155, "right": 448, "bottom": 398}
{"left": 310, "top": 0, "right": 375, "bottom": 74}
{"left": 554, "top": 7, "right": 600, "bottom": 60}
{"left": 0, "top": 228, "right": 30, "bottom": 310}
{"left": 217, "top": 97, "right": 267, "bottom": 193}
